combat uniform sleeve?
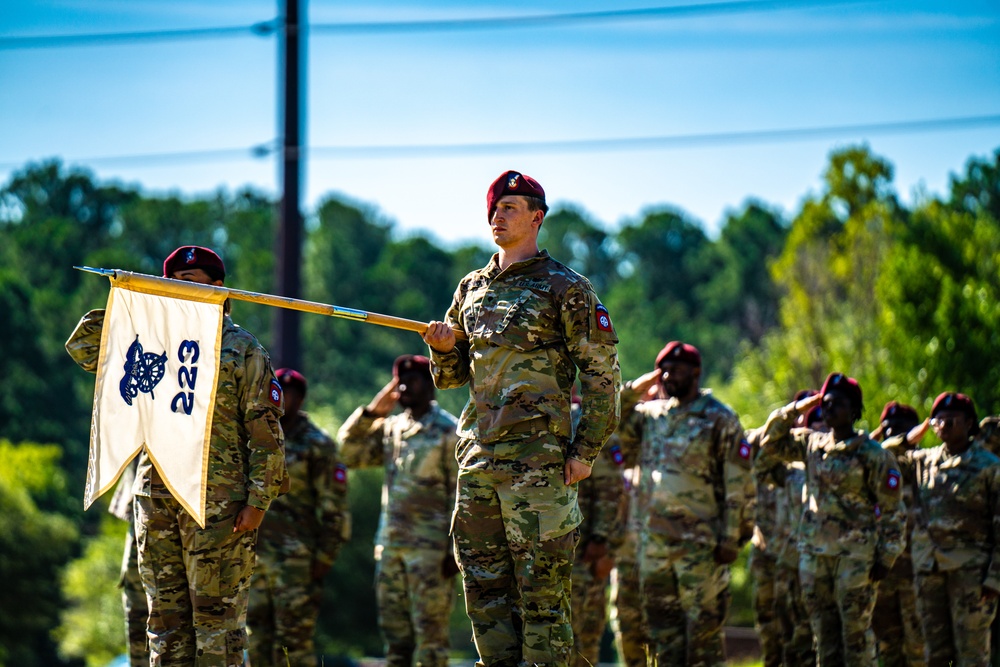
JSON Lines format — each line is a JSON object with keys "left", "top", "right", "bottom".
{"left": 337, "top": 406, "right": 388, "bottom": 468}
{"left": 614, "top": 381, "right": 646, "bottom": 468}
{"left": 442, "top": 426, "right": 459, "bottom": 509}
{"left": 564, "top": 282, "right": 621, "bottom": 465}
{"left": 718, "top": 413, "right": 754, "bottom": 551}
{"left": 985, "top": 465, "right": 1000, "bottom": 593}
{"left": 312, "top": 431, "right": 350, "bottom": 568}
{"left": 241, "top": 344, "right": 287, "bottom": 511}
{"left": 428, "top": 281, "right": 472, "bottom": 390}
{"left": 756, "top": 404, "right": 808, "bottom": 471}
{"left": 881, "top": 434, "right": 916, "bottom": 481}
{"left": 65, "top": 309, "right": 105, "bottom": 373}
{"left": 866, "top": 446, "right": 906, "bottom": 571}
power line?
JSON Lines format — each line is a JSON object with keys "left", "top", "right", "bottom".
{"left": 0, "top": 0, "right": 867, "bottom": 50}
{"left": 2, "top": 114, "right": 996, "bottom": 171}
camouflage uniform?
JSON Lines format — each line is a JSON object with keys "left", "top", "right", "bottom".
{"left": 770, "top": 461, "right": 816, "bottom": 666}
{"left": 747, "top": 426, "right": 782, "bottom": 667}
{"left": 339, "top": 402, "right": 460, "bottom": 667}
{"left": 429, "top": 250, "right": 621, "bottom": 667}
{"left": 875, "top": 434, "right": 926, "bottom": 667}
{"left": 617, "top": 383, "right": 753, "bottom": 667}
{"left": 65, "top": 313, "right": 149, "bottom": 666}
{"left": 891, "top": 440, "right": 1000, "bottom": 667}
{"left": 981, "top": 417, "right": 1000, "bottom": 667}
{"left": 67, "top": 310, "right": 287, "bottom": 666}
{"left": 757, "top": 406, "right": 906, "bottom": 667}
{"left": 571, "top": 431, "right": 627, "bottom": 667}
{"left": 248, "top": 412, "right": 349, "bottom": 667}
{"left": 610, "top": 464, "right": 650, "bottom": 667}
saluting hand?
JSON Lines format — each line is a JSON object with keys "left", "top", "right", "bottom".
{"left": 793, "top": 393, "right": 823, "bottom": 414}
{"left": 367, "top": 378, "right": 400, "bottom": 417}
{"left": 629, "top": 369, "right": 662, "bottom": 396}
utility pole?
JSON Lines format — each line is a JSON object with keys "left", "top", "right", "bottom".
{"left": 273, "top": 0, "right": 304, "bottom": 369}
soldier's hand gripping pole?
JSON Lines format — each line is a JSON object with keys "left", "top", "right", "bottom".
{"left": 75, "top": 267, "right": 466, "bottom": 340}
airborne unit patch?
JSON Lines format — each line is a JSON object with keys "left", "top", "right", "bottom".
{"left": 595, "top": 304, "right": 614, "bottom": 332}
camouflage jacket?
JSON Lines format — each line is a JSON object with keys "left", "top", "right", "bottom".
{"left": 258, "top": 412, "right": 349, "bottom": 568}
{"left": 894, "top": 441, "right": 1000, "bottom": 589}
{"left": 338, "top": 403, "right": 458, "bottom": 552}
{"left": 880, "top": 434, "right": 923, "bottom": 566}
{"left": 757, "top": 406, "right": 905, "bottom": 569}
{"left": 65, "top": 309, "right": 287, "bottom": 513}
{"left": 428, "top": 251, "right": 621, "bottom": 466}
{"left": 774, "top": 462, "right": 808, "bottom": 568}
{"left": 746, "top": 425, "right": 776, "bottom": 553}
{"left": 577, "top": 431, "right": 628, "bottom": 549}
{"left": 618, "top": 384, "right": 752, "bottom": 551}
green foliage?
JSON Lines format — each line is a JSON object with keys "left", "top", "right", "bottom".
{"left": 54, "top": 516, "right": 128, "bottom": 667}
{"left": 1, "top": 144, "right": 997, "bottom": 660}
{"left": 0, "top": 441, "right": 79, "bottom": 667}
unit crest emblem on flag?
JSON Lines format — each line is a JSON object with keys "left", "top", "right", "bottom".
{"left": 119, "top": 335, "right": 167, "bottom": 406}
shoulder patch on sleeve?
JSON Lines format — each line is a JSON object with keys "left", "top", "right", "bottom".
{"left": 738, "top": 438, "right": 752, "bottom": 460}
{"left": 886, "top": 468, "right": 901, "bottom": 491}
{"left": 595, "top": 304, "right": 614, "bottom": 333}
{"left": 268, "top": 378, "right": 283, "bottom": 406}
{"left": 333, "top": 463, "right": 348, "bottom": 485}
{"left": 608, "top": 442, "right": 625, "bottom": 466}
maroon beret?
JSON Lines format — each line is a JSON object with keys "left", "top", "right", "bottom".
{"left": 820, "top": 372, "right": 863, "bottom": 413}
{"left": 880, "top": 401, "right": 919, "bottom": 424}
{"left": 931, "top": 392, "right": 978, "bottom": 424}
{"left": 163, "top": 246, "right": 226, "bottom": 281}
{"left": 486, "top": 170, "right": 547, "bottom": 223}
{"left": 275, "top": 368, "right": 307, "bottom": 394}
{"left": 804, "top": 405, "right": 824, "bottom": 427}
{"left": 393, "top": 354, "right": 431, "bottom": 378}
{"left": 655, "top": 341, "right": 701, "bottom": 368}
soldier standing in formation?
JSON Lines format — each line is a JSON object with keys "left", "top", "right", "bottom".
{"left": 570, "top": 396, "right": 628, "bottom": 667}
{"left": 423, "top": 170, "right": 621, "bottom": 667}
{"left": 67, "top": 246, "right": 287, "bottom": 666}
{"left": 886, "top": 392, "right": 1000, "bottom": 667}
{"left": 618, "top": 341, "right": 752, "bottom": 667}
{"left": 248, "top": 368, "right": 349, "bottom": 667}
{"left": 339, "top": 354, "right": 460, "bottom": 667}
{"left": 757, "top": 373, "right": 906, "bottom": 666}
{"left": 872, "top": 401, "right": 926, "bottom": 667}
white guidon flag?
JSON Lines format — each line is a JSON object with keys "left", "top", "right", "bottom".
{"left": 85, "top": 283, "right": 225, "bottom": 528}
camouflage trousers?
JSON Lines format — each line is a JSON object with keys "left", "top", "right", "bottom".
{"left": 749, "top": 548, "right": 781, "bottom": 667}
{"left": 120, "top": 521, "right": 150, "bottom": 667}
{"left": 915, "top": 565, "right": 999, "bottom": 667}
{"left": 772, "top": 561, "right": 815, "bottom": 666}
{"left": 570, "top": 552, "right": 610, "bottom": 667}
{"left": 375, "top": 546, "right": 456, "bottom": 667}
{"left": 799, "top": 552, "right": 878, "bottom": 667}
{"left": 610, "top": 543, "right": 648, "bottom": 667}
{"left": 640, "top": 544, "right": 730, "bottom": 667}
{"left": 135, "top": 493, "right": 256, "bottom": 667}
{"left": 247, "top": 541, "right": 324, "bottom": 667}
{"left": 452, "top": 434, "right": 580, "bottom": 667}
{"left": 873, "top": 555, "right": 925, "bottom": 667}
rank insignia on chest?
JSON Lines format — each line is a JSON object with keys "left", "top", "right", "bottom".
{"left": 595, "top": 304, "right": 614, "bottom": 332}
{"left": 738, "top": 439, "right": 752, "bottom": 460}
{"left": 268, "top": 379, "right": 283, "bottom": 406}
{"left": 886, "top": 468, "right": 901, "bottom": 491}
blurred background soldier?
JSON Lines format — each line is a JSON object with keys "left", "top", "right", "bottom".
{"left": 894, "top": 392, "right": 1000, "bottom": 667}
{"left": 770, "top": 401, "right": 823, "bottom": 666}
{"left": 981, "top": 415, "right": 1000, "bottom": 667}
{"left": 757, "top": 373, "right": 905, "bottom": 666}
{"left": 248, "top": 368, "right": 349, "bottom": 667}
{"left": 570, "top": 395, "right": 628, "bottom": 667}
{"left": 65, "top": 315, "right": 148, "bottom": 665}
{"left": 618, "top": 341, "right": 752, "bottom": 667}
{"left": 339, "top": 354, "right": 459, "bottom": 667}
{"left": 873, "top": 401, "right": 926, "bottom": 667}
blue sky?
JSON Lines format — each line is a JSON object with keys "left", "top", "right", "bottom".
{"left": 2, "top": 0, "right": 998, "bottom": 247}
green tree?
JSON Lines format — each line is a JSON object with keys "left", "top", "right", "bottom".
{"left": 54, "top": 516, "right": 127, "bottom": 667}
{"left": 0, "top": 441, "right": 80, "bottom": 667}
